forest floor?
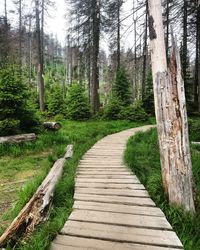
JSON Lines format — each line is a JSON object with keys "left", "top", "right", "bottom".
{"left": 0, "top": 119, "right": 151, "bottom": 248}
{"left": 125, "top": 117, "right": 200, "bottom": 250}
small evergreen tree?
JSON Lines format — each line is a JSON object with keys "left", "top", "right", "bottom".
{"left": 0, "top": 65, "right": 40, "bottom": 136}
{"left": 113, "top": 67, "right": 131, "bottom": 106}
{"left": 47, "top": 84, "right": 66, "bottom": 116}
{"left": 104, "top": 95, "right": 123, "bottom": 120}
{"left": 143, "top": 70, "right": 155, "bottom": 115}
{"left": 66, "top": 84, "right": 91, "bottom": 120}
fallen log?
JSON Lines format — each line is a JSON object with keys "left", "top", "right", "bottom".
{"left": 44, "top": 122, "right": 61, "bottom": 131}
{"left": 191, "top": 142, "right": 200, "bottom": 145}
{"left": 0, "top": 144, "right": 73, "bottom": 248}
{"left": 0, "top": 133, "right": 36, "bottom": 144}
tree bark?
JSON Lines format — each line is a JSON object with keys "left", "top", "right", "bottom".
{"left": 0, "top": 145, "right": 73, "bottom": 248}
{"left": 117, "top": 0, "right": 121, "bottom": 71}
{"left": 148, "top": 0, "right": 195, "bottom": 212}
{"left": 0, "top": 134, "right": 36, "bottom": 144}
{"left": 44, "top": 122, "right": 62, "bottom": 131}
{"left": 35, "top": 0, "right": 45, "bottom": 112}
{"left": 91, "top": 0, "right": 100, "bottom": 114}
{"left": 142, "top": 0, "right": 148, "bottom": 101}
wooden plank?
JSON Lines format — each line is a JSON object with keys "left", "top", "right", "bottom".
{"left": 75, "top": 188, "right": 149, "bottom": 197}
{"left": 76, "top": 178, "right": 140, "bottom": 184}
{"left": 52, "top": 235, "right": 180, "bottom": 250}
{"left": 69, "top": 210, "right": 172, "bottom": 230}
{"left": 76, "top": 175, "right": 135, "bottom": 179}
{"left": 78, "top": 165, "right": 125, "bottom": 168}
{"left": 74, "top": 194, "right": 155, "bottom": 206}
{"left": 77, "top": 170, "right": 131, "bottom": 175}
{"left": 73, "top": 201, "right": 164, "bottom": 217}
{"left": 61, "top": 221, "right": 183, "bottom": 248}
{"left": 75, "top": 182, "right": 145, "bottom": 190}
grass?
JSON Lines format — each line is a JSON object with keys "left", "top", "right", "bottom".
{"left": 0, "top": 119, "right": 152, "bottom": 249}
{"left": 125, "top": 118, "right": 200, "bottom": 250}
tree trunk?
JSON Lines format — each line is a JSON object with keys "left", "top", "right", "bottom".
{"left": 0, "top": 145, "right": 73, "bottom": 248}
{"left": 148, "top": 0, "right": 195, "bottom": 212}
{"left": 35, "top": 0, "right": 45, "bottom": 112}
{"left": 182, "top": 0, "right": 188, "bottom": 96}
{"left": 91, "top": 0, "right": 100, "bottom": 114}
{"left": 142, "top": 0, "right": 148, "bottom": 101}
{"left": 166, "top": 0, "right": 170, "bottom": 61}
{"left": 0, "top": 134, "right": 36, "bottom": 144}
{"left": 19, "top": 0, "right": 22, "bottom": 69}
{"left": 43, "top": 122, "right": 62, "bottom": 131}
{"left": 117, "top": 0, "right": 120, "bottom": 71}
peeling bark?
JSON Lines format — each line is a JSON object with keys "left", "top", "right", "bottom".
{"left": 0, "top": 145, "right": 73, "bottom": 247}
{"left": 148, "top": 0, "right": 195, "bottom": 212}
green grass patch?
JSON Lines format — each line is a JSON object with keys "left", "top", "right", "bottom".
{"left": 0, "top": 119, "right": 152, "bottom": 249}
{"left": 125, "top": 126, "right": 200, "bottom": 250}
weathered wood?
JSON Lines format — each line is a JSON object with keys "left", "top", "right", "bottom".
{"left": 44, "top": 122, "right": 61, "bottom": 131}
{"left": 148, "top": 0, "right": 195, "bottom": 212}
{"left": 51, "top": 235, "right": 180, "bottom": 250}
{"left": 75, "top": 182, "right": 145, "bottom": 190}
{"left": 191, "top": 141, "right": 200, "bottom": 145}
{"left": 73, "top": 201, "right": 164, "bottom": 217}
{"left": 75, "top": 188, "right": 149, "bottom": 197}
{"left": 74, "top": 194, "right": 155, "bottom": 206}
{"left": 62, "top": 221, "right": 183, "bottom": 248}
{"left": 0, "top": 133, "right": 36, "bottom": 144}
{"left": 68, "top": 210, "right": 172, "bottom": 230}
{"left": 0, "top": 145, "right": 73, "bottom": 247}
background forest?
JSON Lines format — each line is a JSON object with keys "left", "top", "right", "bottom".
{"left": 0, "top": 0, "right": 199, "bottom": 136}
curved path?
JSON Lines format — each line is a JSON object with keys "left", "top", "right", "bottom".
{"left": 51, "top": 125, "right": 183, "bottom": 250}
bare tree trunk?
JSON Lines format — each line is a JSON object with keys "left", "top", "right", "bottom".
{"left": 35, "top": 0, "right": 45, "bottom": 111}
{"left": 166, "top": 0, "right": 170, "bottom": 60}
{"left": 19, "top": 0, "right": 22, "bottom": 69}
{"left": 117, "top": 0, "right": 120, "bottom": 71}
{"left": 148, "top": 0, "right": 195, "bottom": 212}
{"left": 28, "top": 15, "right": 32, "bottom": 86}
{"left": 91, "top": 0, "right": 100, "bottom": 114}
{"left": 142, "top": 0, "right": 148, "bottom": 101}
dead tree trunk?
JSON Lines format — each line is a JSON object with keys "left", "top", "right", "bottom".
{"left": 91, "top": 0, "right": 100, "bottom": 114}
{"left": 35, "top": 0, "right": 45, "bottom": 112}
{"left": 0, "top": 145, "right": 73, "bottom": 247}
{"left": 148, "top": 0, "right": 195, "bottom": 212}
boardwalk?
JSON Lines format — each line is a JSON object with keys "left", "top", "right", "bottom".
{"left": 51, "top": 125, "right": 183, "bottom": 250}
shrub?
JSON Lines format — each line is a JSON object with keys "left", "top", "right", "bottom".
{"left": 120, "top": 101, "right": 148, "bottom": 121}
{"left": 0, "top": 65, "right": 41, "bottom": 136}
{"left": 104, "top": 96, "right": 123, "bottom": 120}
{"left": 113, "top": 67, "right": 131, "bottom": 106}
{"left": 66, "top": 84, "right": 91, "bottom": 120}
{"left": 47, "top": 84, "right": 66, "bottom": 116}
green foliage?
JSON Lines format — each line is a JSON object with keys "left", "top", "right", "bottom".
{"left": 103, "top": 95, "right": 123, "bottom": 120}
{"left": 113, "top": 67, "right": 131, "bottom": 106}
{"left": 188, "top": 117, "right": 200, "bottom": 141}
{"left": 0, "top": 65, "right": 40, "bottom": 136}
{"left": 47, "top": 84, "right": 66, "bottom": 116}
{"left": 66, "top": 84, "right": 91, "bottom": 120}
{"left": 120, "top": 101, "right": 148, "bottom": 121}
{"left": 0, "top": 120, "right": 145, "bottom": 249}
{"left": 143, "top": 70, "right": 155, "bottom": 115}
{"left": 125, "top": 125, "right": 200, "bottom": 250}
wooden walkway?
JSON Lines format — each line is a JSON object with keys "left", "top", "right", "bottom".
{"left": 51, "top": 125, "right": 183, "bottom": 250}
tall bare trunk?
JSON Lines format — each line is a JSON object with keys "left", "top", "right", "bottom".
{"left": 142, "top": 0, "right": 148, "bottom": 101}
{"left": 117, "top": 0, "right": 120, "bottom": 71}
{"left": 148, "top": 0, "right": 195, "bottom": 212}
{"left": 35, "top": 0, "right": 45, "bottom": 111}
{"left": 19, "top": 0, "right": 22, "bottom": 69}
{"left": 91, "top": 0, "right": 100, "bottom": 114}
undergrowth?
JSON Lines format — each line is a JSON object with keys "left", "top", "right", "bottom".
{"left": 125, "top": 124, "right": 200, "bottom": 250}
{"left": 0, "top": 119, "right": 152, "bottom": 249}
